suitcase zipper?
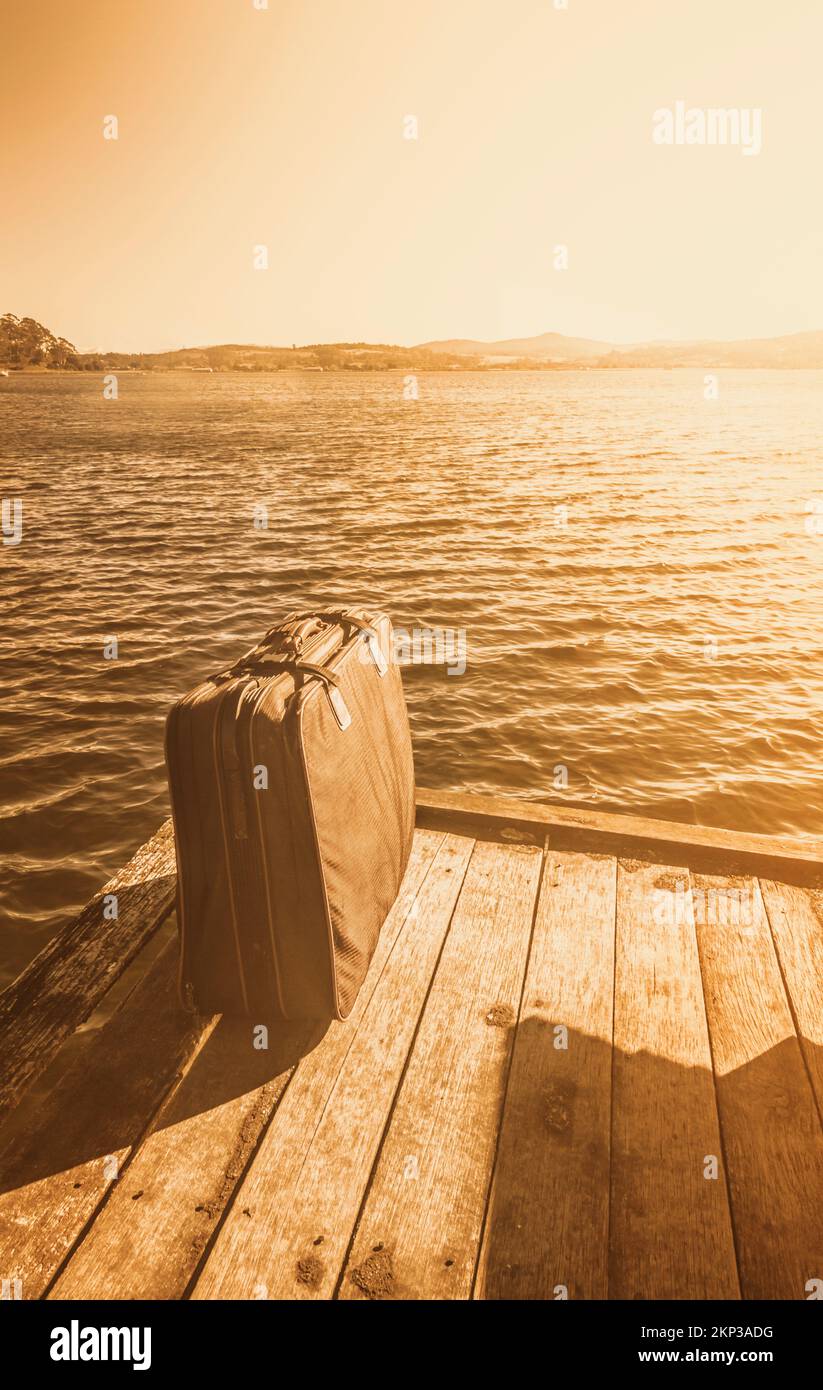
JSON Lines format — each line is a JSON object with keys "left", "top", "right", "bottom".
{"left": 213, "top": 689, "right": 252, "bottom": 1013}
{"left": 203, "top": 615, "right": 385, "bottom": 1016}
{"left": 221, "top": 620, "right": 348, "bottom": 1017}
{"left": 246, "top": 678, "right": 289, "bottom": 1017}
{"left": 173, "top": 618, "right": 353, "bottom": 1014}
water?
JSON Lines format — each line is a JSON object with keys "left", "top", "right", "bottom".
{"left": 2, "top": 369, "right": 822, "bottom": 985}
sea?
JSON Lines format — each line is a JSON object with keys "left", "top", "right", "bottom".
{"left": 1, "top": 368, "right": 822, "bottom": 984}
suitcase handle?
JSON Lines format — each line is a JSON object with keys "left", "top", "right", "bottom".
{"left": 261, "top": 614, "right": 327, "bottom": 657}
{"left": 258, "top": 611, "right": 367, "bottom": 660}
{"left": 211, "top": 610, "right": 383, "bottom": 690}
{"left": 291, "top": 608, "right": 375, "bottom": 640}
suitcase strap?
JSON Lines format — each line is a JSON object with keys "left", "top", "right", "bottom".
{"left": 211, "top": 608, "right": 386, "bottom": 726}
{"left": 224, "top": 655, "right": 354, "bottom": 732}
{"left": 211, "top": 618, "right": 336, "bottom": 681}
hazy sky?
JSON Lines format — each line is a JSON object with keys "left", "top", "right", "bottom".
{"left": 3, "top": 0, "right": 821, "bottom": 351}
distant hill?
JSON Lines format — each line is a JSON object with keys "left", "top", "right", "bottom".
{"left": 4, "top": 314, "right": 823, "bottom": 371}
{"left": 417, "top": 330, "right": 612, "bottom": 360}
{"left": 0, "top": 322, "right": 470, "bottom": 372}
{"left": 606, "top": 330, "right": 823, "bottom": 369}
{"left": 63, "top": 340, "right": 471, "bottom": 373}
{"left": 0, "top": 314, "right": 78, "bottom": 367}
{"left": 417, "top": 327, "right": 823, "bottom": 367}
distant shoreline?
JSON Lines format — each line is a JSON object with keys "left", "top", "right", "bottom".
{"left": 6, "top": 315, "right": 823, "bottom": 372}
{"left": 4, "top": 363, "right": 823, "bottom": 375}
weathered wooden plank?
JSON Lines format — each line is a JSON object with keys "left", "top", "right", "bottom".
{"left": 475, "top": 850, "right": 616, "bottom": 1300}
{"left": 693, "top": 871, "right": 823, "bottom": 1298}
{"left": 48, "top": 828, "right": 447, "bottom": 1300}
{"left": 610, "top": 860, "right": 739, "bottom": 1298}
{"left": 340, "top": 840, "right": 542, "bottom": 1302}
{"left": 0, "top": 938, "right": 205, "bottom": 1299}
{"left": 49, "top": 1015, "right": 320, "bottom": 1301}
{"left": 416, "top": 787, "right": 823, "bottom": 874}
{"left": 0, "top": 819, "right": 177, "bottom": 1124}
{"left": 759, "top": 879, "right": 823, "bottom": 1120}
{"left": 191, "top": 832, "right": 474, "bottom": 1301}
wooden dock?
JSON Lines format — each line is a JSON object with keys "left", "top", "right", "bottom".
{"left": 1, "top": 789, "right": 822, "bottom": 1300}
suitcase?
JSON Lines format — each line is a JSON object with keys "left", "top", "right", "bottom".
{"left": 165, "top": 608, "right": 415, "bottom": 1020}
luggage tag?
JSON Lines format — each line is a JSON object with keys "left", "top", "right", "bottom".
{"left": 328, "top": 684, "right": 352, "bottom": 731}
{"left": 364, "top": 628, "right": 389, "bottom": 677}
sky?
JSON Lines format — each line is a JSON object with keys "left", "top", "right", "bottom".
{"left": 2, "top": 0, "right": 821, "bottom": 352}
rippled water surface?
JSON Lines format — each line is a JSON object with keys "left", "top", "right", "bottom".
{"left": 2, "top": 369, "right": 822, "bottom": 984}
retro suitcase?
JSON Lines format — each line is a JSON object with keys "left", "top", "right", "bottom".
{"left": 165, "top": 608, "right": 415, "bottom": 1019}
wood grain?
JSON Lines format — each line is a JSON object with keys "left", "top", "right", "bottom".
{"left": 0, "top": 819, "right": 177, "bottom": 1125}
{"left": 340, "top": 840, "right": 543, "bottom": 1301}
{"left": 610, "top": 860, "right": 739, "bottom": 1298}
{"left": 759, "top": 879, "right": 823, "bottom": 1119}
{"left": 0, "top": 939, "right": 205, "bottom": 1298}
{"left": 49, "top": 828, "right": 446, "bottom": 1300}
{"left": 693, "top": 871, "right": 823, "bottom": 1298}
{"left": 475, "top": 850, "right": 616, "bottom": 1300}
{"left": 416, "top": 787, "right": 823, "bottom": 872}
{"left": 4, "top": 788, "right": 823, "bottom": 1304}
{"left": 190, "top": 832, "right": 473, "bottom": 1300}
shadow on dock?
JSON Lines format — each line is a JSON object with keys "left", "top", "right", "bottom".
{"left": 0, "top": 967, "right": 821, "bottom": 1300}
{"left": 479, "top": 1018, "right": 823, "bottom": 1301}
{"left": 0, "top": 938, "right": 327, "bottom": 1190}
